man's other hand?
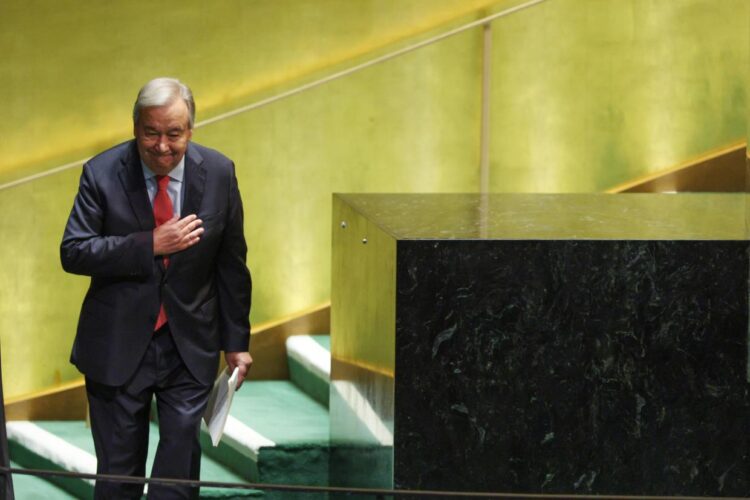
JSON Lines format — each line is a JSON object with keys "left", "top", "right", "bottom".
{"left": 154, "top": 214, "right": 203, "bottom": 256}
{"left": 225, "top": 351, "right": 253, "bottom": 389}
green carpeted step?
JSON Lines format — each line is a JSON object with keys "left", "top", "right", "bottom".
{"left": 286, "top": 334, "right": 330, "bottom": 406}
{"left": 202, "top": 380, "right": 329, "bottom": 490}
{"left": 310, "top": 335, "right": 330, "bottom": 352}
{"left": 9, "top": 379, "right": 331, "bottom": 497}
{"left": 8, "top": 420, "right": 262, "bottom": 498}
{"left": 7, "top": 421, "right": 96, "bottom": 499}
{"left": 9, "top": 459, "right": 78, "bottom": 499}
{"left": 237, "top": 381, "right": 329, "bottom": 445}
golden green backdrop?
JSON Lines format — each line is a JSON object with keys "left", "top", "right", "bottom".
{"left": 0, "top": 0, "right": 746, "bottom": 397}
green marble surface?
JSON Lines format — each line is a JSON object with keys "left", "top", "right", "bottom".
{"left": 337, "top": 193, "right": 746, "bottom": 241}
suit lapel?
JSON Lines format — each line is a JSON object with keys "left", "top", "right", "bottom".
{"left": 181, "top": 144, "right": 206, "bottom": 218}
{"left": 168, "top": 144, "right": 206, "bottom": 272}
{"left": 118, "top": 142, "right": 205, "bottom": 273}
{"left": 118, "top": 141, "right": 154, "bottom": 231}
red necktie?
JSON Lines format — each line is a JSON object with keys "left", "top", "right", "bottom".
{"left": 153, "top": 175, "right": 173, "bottom": 331}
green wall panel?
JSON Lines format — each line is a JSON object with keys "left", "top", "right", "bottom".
{"left": 0, "top": 1, "right": 485, "bottom": 396}
{"left": 0, "top": 0, "right": 497, "bottom": 183}
{"left": 0, "top": 170, "right": 87, "bottom": 396}
{"left": 194, "top": 31, "right": 482, "bottom": 327}
{"left": 0, "top": 0, "right": 746, "bottom": 397}
{"left": 490, "top": 0, "right": 748, "bottom": 192}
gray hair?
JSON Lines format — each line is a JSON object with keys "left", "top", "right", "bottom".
{"left": 133, "top": 77, "right": 195, "bottom": 128}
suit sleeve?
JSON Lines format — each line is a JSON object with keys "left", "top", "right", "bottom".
{"left": 60, "top": 163, "right": 154, "bottom": 278}
{"left": 216, "top": 165, "right": 252, "bottom": 352}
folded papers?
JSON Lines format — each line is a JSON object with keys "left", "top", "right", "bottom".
{"left": 202, "top": 366, "right": 239, "bottom": 446}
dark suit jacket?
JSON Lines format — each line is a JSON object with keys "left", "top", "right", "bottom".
{"left": 61, "top": 140, "right": 251, "bottom": 387}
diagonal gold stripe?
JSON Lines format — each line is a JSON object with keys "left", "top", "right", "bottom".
{"left": 0, "top": 0, "right": 548, "bottom": 192}
{"left": 605, "top": 140, "right": 746, "bottom": 193}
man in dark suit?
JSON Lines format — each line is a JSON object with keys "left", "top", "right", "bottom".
{"left": 61, "top": 77, "right": 252, "bottom": 499}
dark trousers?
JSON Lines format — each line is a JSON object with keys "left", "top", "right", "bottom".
{"left": 86, "top": 327, "right": 212, "bottom": 499}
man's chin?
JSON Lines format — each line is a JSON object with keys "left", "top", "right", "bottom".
{"left": 146, "top": 157, "right": 177, "bottom": 173}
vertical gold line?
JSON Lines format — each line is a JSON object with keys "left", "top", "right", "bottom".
{"left": 479, "top": 22, "right": 493, "bottom": 238}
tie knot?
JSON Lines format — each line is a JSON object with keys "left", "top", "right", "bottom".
{"left": 156, "top": 175, "right": 170, "bottom": 191}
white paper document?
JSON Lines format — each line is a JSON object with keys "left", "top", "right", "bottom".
{"left": 202, "top": 366, "right": 239, "bottom": 447}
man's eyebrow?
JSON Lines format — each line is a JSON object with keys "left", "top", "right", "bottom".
{"left": 143, "top": 125, "right": 185, "bottom": 133}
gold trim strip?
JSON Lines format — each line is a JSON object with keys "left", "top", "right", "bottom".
{"left": 606, "top": 140, "right": 746, "bottom": 193}
{"left": 331, "top": 356, "right": 395, "bottom": 379}
{"left": 4, "top": 377, "right": 84, "bottom": 406}
{"left": 252, "top": 301, "right": 330, "bottom": 334}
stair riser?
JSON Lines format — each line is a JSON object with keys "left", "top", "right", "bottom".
{"left": 8, "top": 440, "right": 93, "bottom": 499}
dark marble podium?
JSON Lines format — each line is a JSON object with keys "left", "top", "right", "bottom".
{"left": 330, "top": 193, "right": 749, "bottom": 496}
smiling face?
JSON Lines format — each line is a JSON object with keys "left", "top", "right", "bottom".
{"left": 134, "top": 99, "right": 192, "bottom": 175}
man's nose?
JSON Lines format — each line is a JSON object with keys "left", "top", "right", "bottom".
{"left": 156, "top": 136, "right": 170, "bottom": 152}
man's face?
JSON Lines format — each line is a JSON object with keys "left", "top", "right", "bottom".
{"left": 134, "top": 99, "right": 192, "bottom": 175}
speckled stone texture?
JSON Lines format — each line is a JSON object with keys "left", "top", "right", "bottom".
{"left": 394, "top": 240, "right": 749, "bottom": 496}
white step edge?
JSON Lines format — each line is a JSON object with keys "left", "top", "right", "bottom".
{"left": 203, "top": 415, "right": 276, "bottom": 462}
{"left": 286, "top": 335, "right": 331, "bottom": 381}
{"left": 6, "top": 421, "right": 96, "bottom": 486}
{"left": 8, "top": 419, "right": 276, "bottom": 492}
{"left": 331, "top": 381, "right": 394, "bottom": 446}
